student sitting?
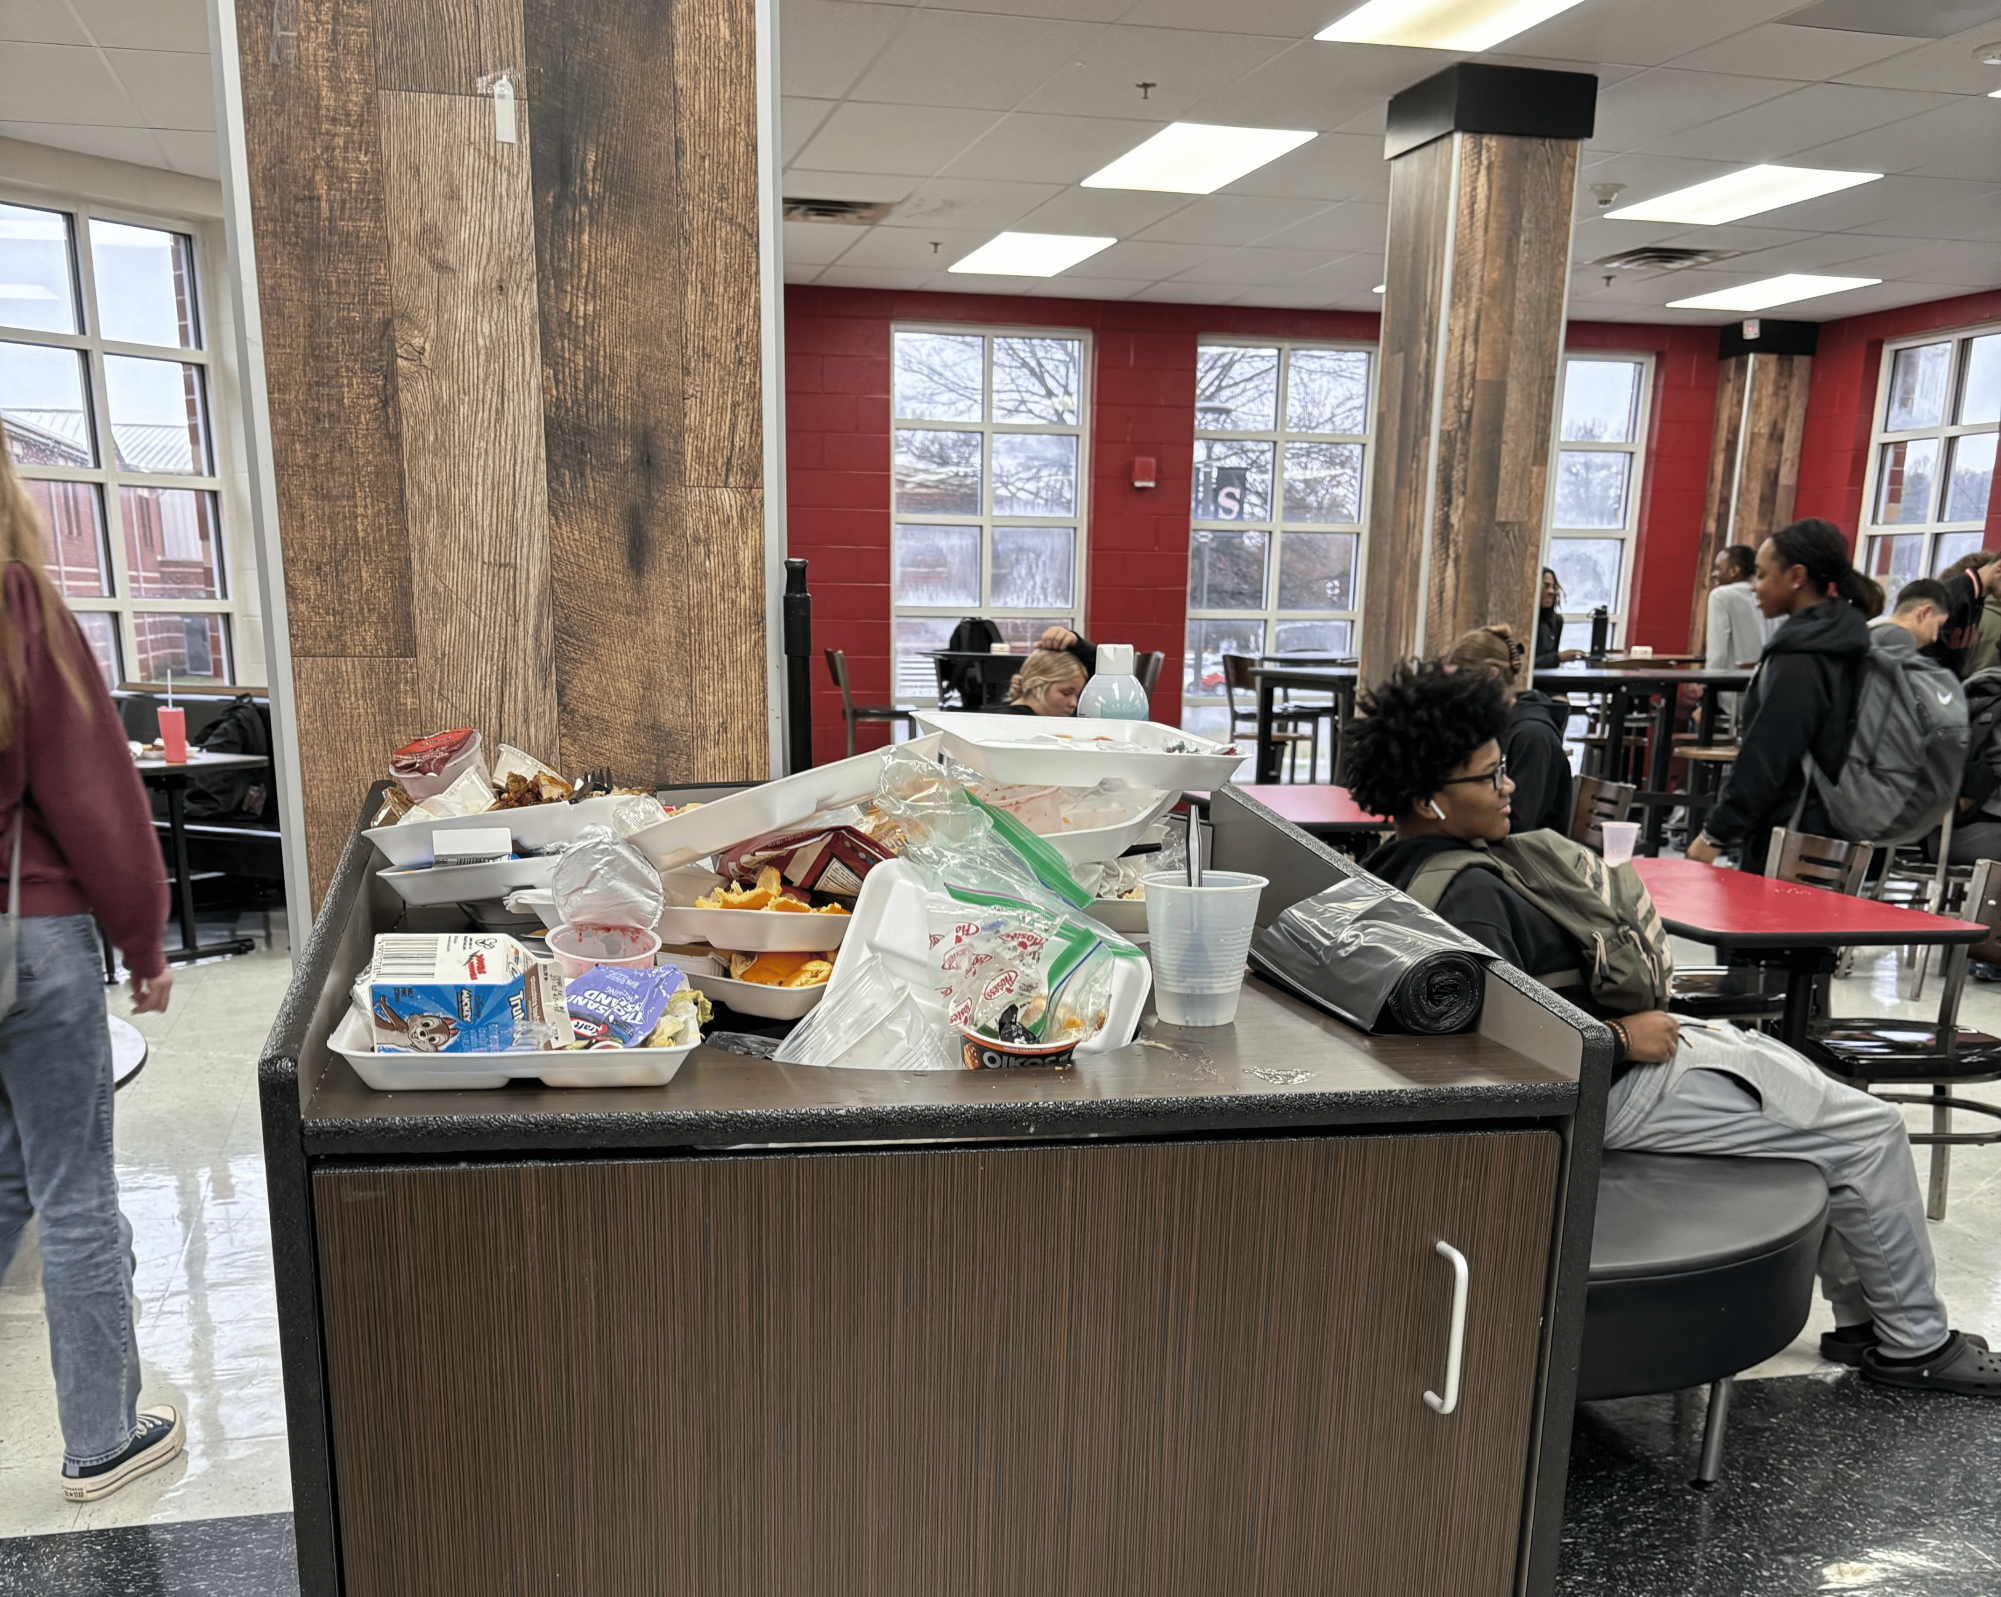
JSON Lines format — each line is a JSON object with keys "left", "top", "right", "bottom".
{"left": 1440, "top": 624, "right": 1571, "bottom": 835}
{"left": 1350, "top": 660, "right": 1998, "bottom": 1397}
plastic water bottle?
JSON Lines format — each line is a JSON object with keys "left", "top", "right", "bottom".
{"left": 1076, "top": 642, "right": 1150, "bottom": 720}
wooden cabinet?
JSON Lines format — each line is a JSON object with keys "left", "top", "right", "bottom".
{"left": 315, "top": 1130, "right": 1560, "bottom": 1597}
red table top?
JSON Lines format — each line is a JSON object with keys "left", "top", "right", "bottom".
{"left": 1236, "top": 785, "right": 1386, "bottom": 830}
{"left": 1632, "top": 858, "right": 1983, "bottom": 949}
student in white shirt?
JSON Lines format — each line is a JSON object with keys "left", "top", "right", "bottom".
{"left": 1705, "top": 543, "right": 1772, "bottom": 728}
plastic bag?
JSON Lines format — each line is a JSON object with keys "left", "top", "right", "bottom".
{"left": 773, "top": 949, "right": 954, "bottom": 1072}
{"left": 551, "top": 825, "right": 664, "bottom": 932}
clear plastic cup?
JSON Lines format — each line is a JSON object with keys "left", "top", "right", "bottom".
{"left": 546, "top": 924, "right": 661, "bottom": 980}
{"left": 1601, "top": 821, "right": 1640, "bottom": 866}
{"left": 1142, "top": 870, "right": 1268, "bottom": 1027}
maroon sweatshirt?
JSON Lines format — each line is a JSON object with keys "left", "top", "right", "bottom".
{"left": 0, "top": 563, "right": 167, "bottom": 979}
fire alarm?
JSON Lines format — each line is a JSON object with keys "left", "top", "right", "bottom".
{"left": 1132, "top": 456, "right": 1157, "bottom": 489}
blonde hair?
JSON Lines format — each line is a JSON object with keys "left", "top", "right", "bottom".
{"left": 1007, "top": 647, "right": 1087, "bottom": 709}
{"left": 0, "top": 439, "right": 93, "bottom": 749}
{"left": 1442, "top": 624, "right": 1526, "bottom": 689}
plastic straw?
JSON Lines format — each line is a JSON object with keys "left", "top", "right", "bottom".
{"left": 1186, "top": 803, "right": 1202, "bottom": 887}
{"left": 165, "top": 669, "right": 173, "bottom": 709}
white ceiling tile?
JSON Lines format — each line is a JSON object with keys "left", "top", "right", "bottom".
{"left": 1798, "top": 98, "right": 2001, "bottom": 183}
{"left": 794, "top": 102, "right": 1000, "bottom": 176}
{"left": 1768, "top": 279, "right": 1992, "bottom": 318}
{"left": 1012, "top": 187, "right": 1195, "bottom": 235}
{"left": 881, "top": 175, "right": 1067, "bottom": 231}
{"left": 780, "top": 169, "right": 923, "bottom": 204}
{"left": 1130, "top": 279, "right": 1253, "bottom": 303}
{"left": 0, "top": 42, "right": 139, "bottom": 126}
{"left": 1590, "top": 69, "right": 1806, "bottom": 151}
{"left": 1181, "top": 41, "right": 1468, "bottom": 130}
{"left": 940, "top": 111, "right": 1163, "bottom": 183}
{"left": 1253, "top": 198, "right": 1387, "bottom": 253}
{"left": 839, "top": 224, "right": 995, "bottom": 269}
{"left": 1014, "top": 25, "right": 1293, "bottom": 121}
{"left": 1010, "top": 275, "right": 1153, "bottom": 297}
{"left": 1136, "top": 193, "right": 1329, "bottom": 246}
{"left": 1665, "top": 22, "right": 1918, "bottom": 80}
{"left": 1168, "top": 245, "right": 1334, "bottom": 285}
{"left": 1224, "top": 132, "right": 1386, "bottom": 202}
{"left": 1496, "top": 0, "right": 1807, "bottom": 69}
{"left": 151, "top": 127, "right": 219, "bottom": 179}
{"left": 783, "top": 262, "right": 825, "bottom": 283}
{"left": 1697, "top": 172, "right": 1974, "bottom": 233}
{"left": 1843, "top": 186, "right": 2001, "bottom": 241}
{"left": 845, "top": 11, "right": 1106, "bottom": 113}
{"left": 781, "top": 219, "right": 860, "bottom": 267}
{"left": 1111, "top": 0, "right": 1358, "bottom": 38}
{"left": 816, "top": 265, "right": 937, "bottom": 290}
{"left": 1646, "top": 82, "right": 1961, "bottom": 162}
{"left": 103, "top": 48, "right": 214, "bottom": 131}
{"left": 1061, "top": 238, "right": 1219, "bottom": 279}
{"left": 0, "top": 120, "right": 162, "bottom": 165}
{"left": 1824, "top": 239, "right": 2001, "bottom": 286}
{"left": 67, "top": 0, "right": 206, "bottom": 53}
{"left": 779, "top": 1, "right": 911, "bottom": 101}
{"left": 1228, "top": 282, "right": 1356, "bottom": 309}
{"left": 0, "top": 2, "right": 86, "bottom": 45}
{"left": 1836, "top": 30, "right": 2001, "bottom": 94}
{"left": 919, "top": 0, "right": 1131, "bottom": 19}
{"left": 782, "top": 98, "right": 837, "bottom": 164}
{"left": 1289, "top": 252, "right": 1387, "bottom": 291}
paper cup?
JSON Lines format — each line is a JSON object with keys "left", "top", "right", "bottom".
{"left": 1601, "top": 821, "right": 1640, "bottom": 866}
{"left": 1142, "top": 871, "right": 1268, "bottom": 1027}
{"left": 547, "top": 923, "right": 661, "bottom": 980}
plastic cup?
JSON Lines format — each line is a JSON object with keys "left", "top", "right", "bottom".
{"left": 989, "top": 642, "right": 1012, "bottom": 654}
{"left": 1142, "top": 870, "right": 1268, "bottom": 1027}
{"left": 157, "top": 706, "right": 187, "bottom": 764}
{"left": 546, "top": 923, "right": 661, "bottom": 980}
{"left": 1601, "top": 821, "right": 1640, "bottom": 866}
{"left": 1629, "top": 645, "right": 1653, "bottom": 659}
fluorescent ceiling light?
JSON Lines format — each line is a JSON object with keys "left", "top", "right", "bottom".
{"left": 1372, "top": 284, "right": 1385, "bottom": 293}
{"left": 1316, "top": 0, "right": 1589, "bottom": 51}
{"left": 1082, "top": 123, "right": 1317, "bottom": 195}
{"left": 1605, "top": 165, "right": 1880, "bottom": 225}
{"left": 1667, "top": 274, "right": 1880, "bottom": 313}
{"left": 950, "top": 232, "right": 1116, "bottom": 277}
{"left": 1991, "top": 87, "right": 2001, "bottom": 97}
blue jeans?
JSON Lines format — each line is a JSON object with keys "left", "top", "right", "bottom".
{"left": 0, "top": 915, "right": 140, "bottom": 1467}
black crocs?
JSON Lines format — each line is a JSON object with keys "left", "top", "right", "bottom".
{"left": 1861, "top": 1332, "right": 2001, "bottom": 1397}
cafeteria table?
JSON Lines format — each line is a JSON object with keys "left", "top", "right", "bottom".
{"left": 928, "top": 648, "right": 1025, "bottom": 709}
{"left": 1234, "top": 783, "right": 1388, "bottom": 845}
{"left": 135, "top": 750, "right": 271, "bottom": 963}
{"left": 1631, "top": 858, "right": 1986, "bottom": 1050}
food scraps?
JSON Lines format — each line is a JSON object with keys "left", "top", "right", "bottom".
{"left": 727, "top": 949, "right": 835, "bottom": 988}
{"left": 695, "top": 864, "right": 850, "bottom": 916}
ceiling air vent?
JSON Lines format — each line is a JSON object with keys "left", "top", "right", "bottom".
{"left": 1590, "top": 246, "right": 1742, "bottom": 273}
{"left": 782, "top": 197, "right": 892, "bottom": 225}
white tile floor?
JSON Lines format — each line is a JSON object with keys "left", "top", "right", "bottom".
{"left": 0, "top": 927, "right": 1996, "bottom": 1538}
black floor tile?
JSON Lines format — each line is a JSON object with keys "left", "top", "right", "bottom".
{"left": 0, "top": 1512, "right": 297, "bottom": 1596}
{"left": 1559, "top": 1373, "right": 2001, "bottom": 1596}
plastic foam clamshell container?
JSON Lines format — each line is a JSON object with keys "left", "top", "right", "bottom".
{"left": 685, "top": 969, "right": 828, "bottom": 1021}
{"left": 365, "top": 793, "right": 632, "bottom": 870}
{"left": 331, "top": 1004, "right": 695, "bottom": 1091}
{"left": 375, "top": 853, "right": 557, "bottom": 907}
{"left": 912, "top": 712, "right": 1241, "bottom": 792}
{"left": 652, "top": 867, "right": 854, "bottom": 952}
{"left": 1041, "top": 788, "right": 1180, "bottom": 867}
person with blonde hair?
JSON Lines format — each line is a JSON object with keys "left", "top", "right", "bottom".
{"left": 1441, "top": 622, "right": 1573, "bottom": 834}
{"left": 0, "top": 440, "right": 178, "bottom": 1500}
{"left": 1004, "top": 646, "right": 1088, "bottom": 716}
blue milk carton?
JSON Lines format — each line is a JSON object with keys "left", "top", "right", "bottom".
{"left": 368, "top": 933, "right": 569, "bottom": 1053}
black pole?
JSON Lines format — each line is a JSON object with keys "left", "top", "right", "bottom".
{"left": 783, "top": 557, "right": 813, "bottom": 773}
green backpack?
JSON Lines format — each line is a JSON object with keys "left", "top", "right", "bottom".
{"left": 1404, "top": 830, "right": 1674, "bottom": 1012}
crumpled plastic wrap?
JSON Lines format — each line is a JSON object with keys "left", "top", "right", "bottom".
{"left": 772, "top": 950, "right": 955, "bottom": 1072}
{"left": 1250, "top": 873, "right": 1490, "bottom": 1035}
{"left": 550, "top": 825, "right": 663, "bottom": 932}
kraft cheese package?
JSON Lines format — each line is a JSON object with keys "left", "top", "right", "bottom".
{"left": 367, "top": 933, "right": 570, "bottom": 1054}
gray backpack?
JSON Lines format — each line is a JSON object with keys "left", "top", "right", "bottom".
{"left": 1405, "top": 830, "right": 1674, "bottom": 1012}
{"left": 1800, "top": 636, "right": 1967, "bottom": 845}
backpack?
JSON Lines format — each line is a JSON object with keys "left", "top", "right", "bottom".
{"left": 1960, "top": 668, "right": 2001, "bottom": 811}
{"left": 185, "top": 695, "right": 273, "bottom": 822}
{"left": 941, "top": 617, "right": 1004, "bottom": 707}
{"left": 1405, "top": 831, "right": 1674, "bottom": 1012}
{"left": 1799, "top": 639, "right": 1967, "bottom": 845}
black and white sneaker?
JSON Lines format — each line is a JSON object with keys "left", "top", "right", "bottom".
{"left": 60, "top": 1406, "right": 184, "bottom": 1502}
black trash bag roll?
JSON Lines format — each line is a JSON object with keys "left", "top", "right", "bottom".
{"left": 1250, "top": 873, "right": 1491, "bottom": 1035}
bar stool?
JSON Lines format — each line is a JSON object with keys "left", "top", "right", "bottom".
{"left": 824, "top": 649, "right": 916, "bottom": 759}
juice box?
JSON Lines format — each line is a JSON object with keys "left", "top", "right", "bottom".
{"left": 368, "top": 933, "right": 569, "bottom": 1054}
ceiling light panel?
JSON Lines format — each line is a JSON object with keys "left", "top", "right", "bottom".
{"left": 1082, "top": 123, "right": 1318, "bottom": 195}
{"left": 1316, "top": 0, "right": 1590, "bottom": 52}
{"left": 949, "top": 231, "right": 1117, "bottom": 276}
{"left": 1666, "top": 274, "right": 1881, "bottom": 312}
{"left": 1604, "top": 165, "right": 1881, "bottom": 224}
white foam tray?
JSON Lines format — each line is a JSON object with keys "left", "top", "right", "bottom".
{"left": 653, "top": 904, "right": 852, "bottom": 952}
{"left": 914, "top": 712, "right": 1241, "bottom": 791}
{"left": 366, "top": 794, "right": 631, "bottom": 869}
{"left": 331, "top": 1005, "right": 695, "bottom": 1091}
{"left": 1040, "top": 788, "right": 1180, "bottom": 866}
{"left": 686, "top": 969, "right": 827, "bottom": 1021}
{"left": 376, "top": 854, "right": 556, "bottom": 907}
{"left": 627, "top": 735, "right": 943, "bottom": 870}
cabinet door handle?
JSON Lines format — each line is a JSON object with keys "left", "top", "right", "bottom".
{"left": 1423, "top": 1240, "right": 1469, "bottom": 1416}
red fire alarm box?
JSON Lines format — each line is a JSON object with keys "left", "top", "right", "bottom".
{"left": 1132, "top": 456, "right": 1157, "bottom": 489}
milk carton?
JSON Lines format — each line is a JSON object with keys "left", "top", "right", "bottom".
{"left": 367, "top": 933, "right": 569, "bottom": 1053}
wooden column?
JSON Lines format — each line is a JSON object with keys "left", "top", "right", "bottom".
{"left": 1689, "top": 321, "right": 1816, "bottom": 652}
{"left": 235, "top": 0, "right": 767, "bottom": 903}
{"left": 1359, "top": 65, "right": 1595, "bottom": 685}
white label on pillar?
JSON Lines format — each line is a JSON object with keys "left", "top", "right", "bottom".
{"left": 490, "top": 74, "right": 517, "bottom": 144}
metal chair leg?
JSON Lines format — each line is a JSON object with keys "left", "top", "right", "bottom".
{"left": 1929, "top": 1083, "right": 1952, "bottom": 1223}
{"left": 1694, "top": 1375, "right": 1734, "bottom": 1490}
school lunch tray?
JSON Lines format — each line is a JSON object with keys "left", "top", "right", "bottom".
{"left": 331, "top": 1004, "right": 696, "bottom": 1091}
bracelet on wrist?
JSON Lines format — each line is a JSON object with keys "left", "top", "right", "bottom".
{"left": 1607, "top": 1019, "right": 1629, "bottom": 1057}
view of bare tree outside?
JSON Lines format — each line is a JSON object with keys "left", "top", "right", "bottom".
{"left": 1183, "top": 341, "right": 1373, "bottom": 752}
{"left": 890, "top": 326, "right": 1087, "bottom": 704}
{"left": 1547, "top": 356, "right": 1649, "bottom": 652}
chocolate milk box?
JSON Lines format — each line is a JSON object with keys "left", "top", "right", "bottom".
{"left": 368, "top": 933, "right": 568, "bottom": 1054}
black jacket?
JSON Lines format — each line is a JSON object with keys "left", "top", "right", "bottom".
{"left": 1364, "top": 835, "right": 1581, "bottom": 990}
{"left": 1925, "top": 567, "right": 1985, "bottom": 678}
{"left": 1502, "top": 690, "right": 1572, "bottom": 835}
{"left": 1703, "top": 598, "right": 1870, "bottom": 861}
{"left": 1534, "top": 606, "right": 1565, "bottom": 671}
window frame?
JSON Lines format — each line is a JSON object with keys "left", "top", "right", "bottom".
{"left": 887, "top": 320, "right": 1092, "bottom": 707}
{"left": 1542, "top": 351, "right": 1655, "bottom": 652}
{"left": 1858, "top": 321, "right": 2001, "bottom": 603}
{"left": 1, "top": 187, "right": 246, "bottom": 686}
{"left": 1180, "top": 334, "right": 1377, "bottom": 727}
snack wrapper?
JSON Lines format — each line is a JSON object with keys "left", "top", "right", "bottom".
{"left": 552, "top": 825, "right": 664, "bottom": 931}
{"left": 405, "top": 763, "right": 496, "bottom": 822}
{"left": 565, "top": 964, "right": 696, "bottom": 1049}
{"left": 368, "top": 933, "right": 567, "bottom": 1053}
{"left": 719, "top": 821, "right": 895, "bottom": 897}
{"left": 930, "top": 905, "right": 1111, "bottom": 1043}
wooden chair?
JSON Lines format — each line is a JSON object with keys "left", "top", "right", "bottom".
{"left": 1222, "top": 653, "right": 1320, "bottom": 782}
{"left": 825, "top": 649, "right": 917, "bottom": 759}
{"left": 1568, "top": 776, "right": 1636, "bottom": 853}
{"left": 1137, "top": 650, "right": 1163, "bottom": 695}
{"left": 1764, "top": 828, "right": 1874, "bottom": 894}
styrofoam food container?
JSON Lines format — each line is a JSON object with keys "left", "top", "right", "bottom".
{"left": 627, "top": 734, "right": 943, "bottom": 870}
{"left": 913, "top": 712, "right": 1241, "bottom": 791}
{"left": 331, "top": 1004, "right": 695, "bottom": 1091}
{"left": 366, "top": 794, "right": 631, "bottom": 869}
{"left": 654, "top": 904, "right": 852, "bottom": 952}
{"left": 1086, "top": 895, "right": 1150, "bottom": 936}
{"left": 376, "top": 854, "right": 556, "bottom": 907}
{"left": 1043, "top": 788, "right": 1180, "bottom": 867}
{"left": 686, "top": 969, "right": 827, "bottom": 1021}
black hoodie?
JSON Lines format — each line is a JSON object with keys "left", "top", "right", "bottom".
{"left": 1502, "top": 689, "right": 1572, "bottom": 835}
{"left": 1702, "top": 597, "right": 1869, "bottom": 864}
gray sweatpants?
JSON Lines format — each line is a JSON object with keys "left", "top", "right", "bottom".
{"left": 1604, "top": 1045, "right": 1948, "bottom": 1356}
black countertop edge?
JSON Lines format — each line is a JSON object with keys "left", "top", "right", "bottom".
{"left": 287, "top": 1078, "right": 1579, "bottom": 1159}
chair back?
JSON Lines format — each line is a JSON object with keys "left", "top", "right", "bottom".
{"left": 1568, "top": 775, "right": 1637, "bottom": 852}
{"left": 1137, "top": 650, "right": 1163, "bottom": 695}
{"left": 1961, "top": 858, "right": 2001, "bottom": 967}
{"left": 823, "top": 648, "right": 857, "bottom": 717}
{"left": 1764, "top": 828, "right": 1873, "bottom": 895}
{"left": 1220, "top": 652, "right": 1255, "bottom": 717}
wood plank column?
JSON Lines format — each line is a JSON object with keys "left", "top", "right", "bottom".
{"left": 1360, "top": 64, "right": 1596, "bottom": 686}
{"left": 1689, "top": 319, "right": 1816, "bottom": 652}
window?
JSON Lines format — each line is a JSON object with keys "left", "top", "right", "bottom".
{"left": 1, "top": 200, "right": 234, "bottom": 687}
{"left": 1860, "top": 327, "right": 2000, "bottom": 605}
{"left": 1544, "top": 355, "right": 1651, "bottom": 652}
{"left": 888, "top": 326, "right": 1088, "bottom": 704}
{"left": 1181, "top": 340, "right": 1374, "bottom": 743}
